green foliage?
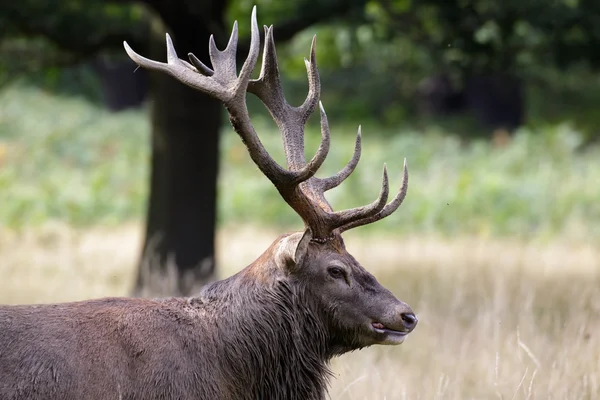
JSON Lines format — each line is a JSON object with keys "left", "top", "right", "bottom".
{"left": 362, "top": 0, "right": 600, "bottom": 73}
{"left": 0, "top": 84, "right": 149, "bottom": 227}
{"left": 0, "top": 1, "right": 148, "bottom": 87}
{"left": 526, "top": 64, "right": 600, "bottom": 142}
{"left": 2, "top": 84, "right": 599, "bottom": 242}
{"left": 268, "top": 0, "right": 600, "bottom": 124}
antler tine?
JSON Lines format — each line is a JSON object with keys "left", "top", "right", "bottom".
{"left": 327, "top": 165, "right": 390, "bottom": 231}
{"left": 247, "top": 24, "right": 328, "bottom": 184}
{"left": 124, "top": 34, "right": 227, "bottom": 101}
{"left": 319, "top": 126, "right": 362, "bottom": 192}
{"left": 297, "top": 35, "right": 320, "bottom": 122}
{"left": 248, "top": 25, "right": 284, "bottom": 104}
{"left": 294, "top": 102, "right": 331, "bottom": 184}
{"left": 207, "top": 21, "right": 237, "bottom": 81}
{"left": 338, "top": 159, "right": 409, "bottom": 232}
{"left": 188, "top": 53, "right": 214, "bottom": 76}
{"left": 186, "top": 20, "right": 239, "bottom": 77}
{"left": 123, "top": 34, "right": 176, "bottom": 73}
{"left": 238, "top": 6, "right": 261, "bottom": 85}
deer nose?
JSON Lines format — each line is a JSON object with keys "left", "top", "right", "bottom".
{"left": 400, "top": 312, "right": 418, "bottom": 331}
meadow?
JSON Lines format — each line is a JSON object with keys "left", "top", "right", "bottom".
{"left": 1, "top": 84, "right": 599, "bottom": 399}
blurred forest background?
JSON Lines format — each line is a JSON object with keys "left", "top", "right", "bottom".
{"left": 1, "top": 1, "right": 599, "bottom": 398}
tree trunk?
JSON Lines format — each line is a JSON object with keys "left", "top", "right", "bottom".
{"left": 416, "top": 72, "right": 525, "bottom": 139}
{"left": 464, "top": 73, "right": 525, "bottom": 133}
{"left": 92, "top": 56, "right": 148, "bottom": 112}
{"left": 134, "top": 18, "right": 223, "bottom": 297}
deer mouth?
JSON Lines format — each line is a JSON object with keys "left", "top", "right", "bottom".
{"left": 371, "top": 322, "right": 409, "bottom": 339}
{"left": 371, "top": 322, "right": 410, "bottom": 344}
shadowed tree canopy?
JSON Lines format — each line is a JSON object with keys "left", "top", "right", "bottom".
{"left": 288, "top": 0, "right": 600, "bottom": 131}
{"left": 367, "top": 0, "right": 600, "bottom": 133}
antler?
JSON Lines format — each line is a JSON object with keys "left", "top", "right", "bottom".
{"left": 123, "top": 6, "right": 408, "bottom": 240}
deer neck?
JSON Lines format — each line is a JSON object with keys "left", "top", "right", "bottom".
{"left": 195, "top": 263, "right": 332, "bottom": 399}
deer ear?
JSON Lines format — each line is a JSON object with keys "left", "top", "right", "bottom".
{"left": 275, "top": 229, "right": 312, "bottom": 271}
{"left": 293, "top": 228, "right": 312, "bottom": 266}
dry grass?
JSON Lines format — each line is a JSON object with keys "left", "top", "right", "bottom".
{"left": 0, "top": 224, "right": 598, "bottom": 399}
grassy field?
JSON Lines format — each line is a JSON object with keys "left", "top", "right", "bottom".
{"left": 0, "top": 224, "right": 598, "bottom": 399}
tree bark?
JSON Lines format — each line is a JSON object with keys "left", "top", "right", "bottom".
{"left": 92, "top": 57, "right": 147, "bottom": 112}
{"left": 134, "top": 17, "right": 223, "bottom": 297}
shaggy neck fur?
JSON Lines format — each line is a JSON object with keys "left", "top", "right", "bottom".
{"left": 194, "top": 256, "right": 334, "bottom": 400}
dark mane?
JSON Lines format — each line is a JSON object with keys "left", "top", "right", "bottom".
{"left": 197, "top": 273, "right": 333, "bottom": 399}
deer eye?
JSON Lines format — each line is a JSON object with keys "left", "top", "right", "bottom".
{"left": 327, "top": 266, "right": 345, "bottom": 279}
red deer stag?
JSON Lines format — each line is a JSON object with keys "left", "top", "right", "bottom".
{"left": 0, "top": 6, "right": 417, "bottom": 400}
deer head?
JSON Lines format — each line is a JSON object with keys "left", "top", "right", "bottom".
{"left": 124, "top": 6, "right": 417, "bottom": 351}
